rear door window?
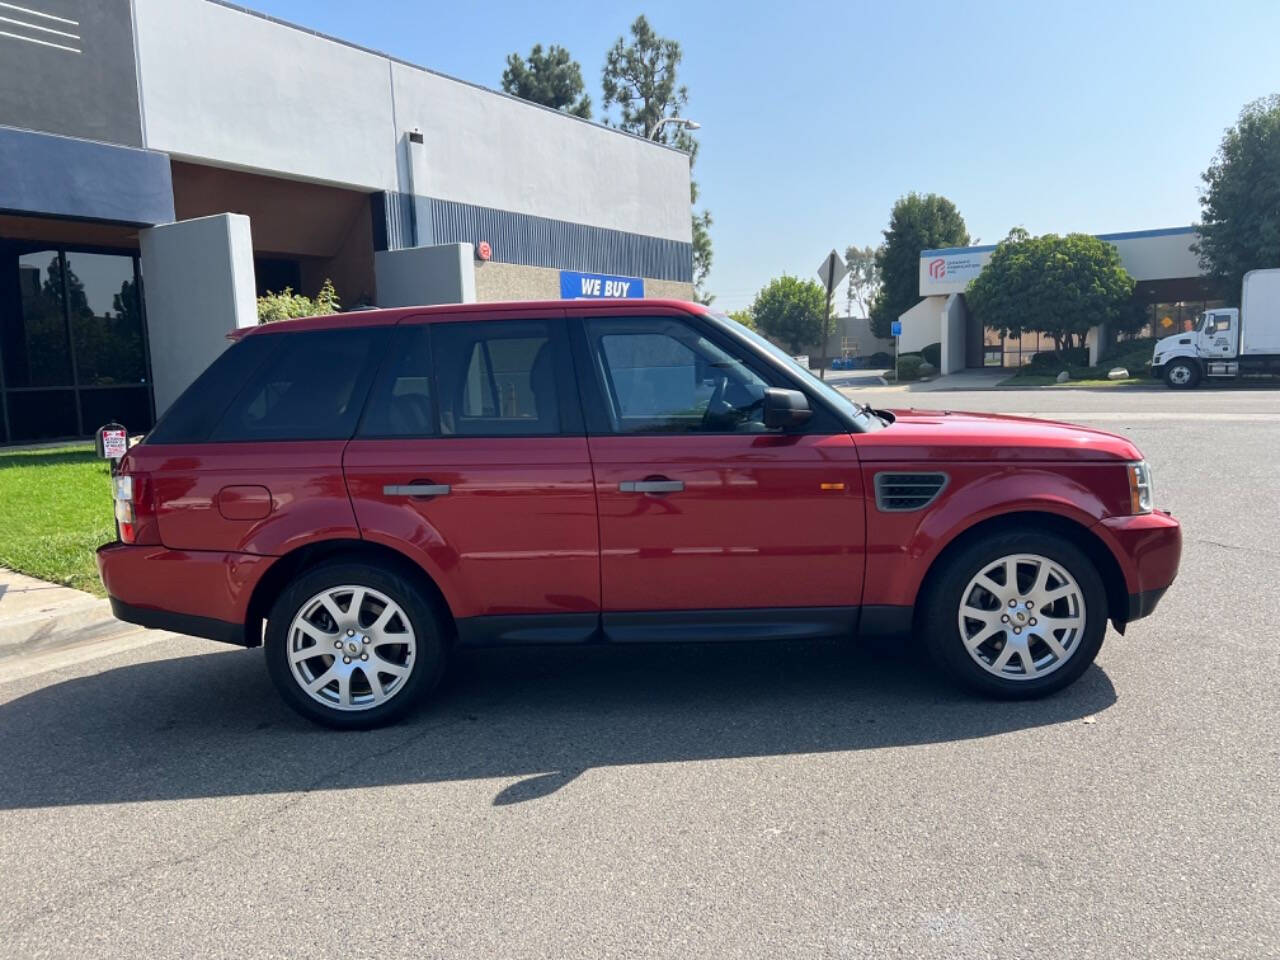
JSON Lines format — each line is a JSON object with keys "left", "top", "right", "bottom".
{"left": 210, "top": 328, "right": 385, "bottom": 441}
{"left": 431, "top": 320, "right": 570, "bottom": 436}
{"left": 358, "top": 325, "right": 435, "bottom": 437}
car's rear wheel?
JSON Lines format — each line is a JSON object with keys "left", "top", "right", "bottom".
{"left": 920, "top": 531, "right": 1107, "bottom": 699}
{"left": 1164, "top": 358, "right": 1200, "bottom": 389}
{"left": 265, "top": 561, "right": 446, "bottom": 729}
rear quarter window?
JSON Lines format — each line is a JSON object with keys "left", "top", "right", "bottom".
{"left": 145, "top": 334, "right": 279, "bottom": 444}
{"left": 209, "top": 328, "right": 386, "bottom": 442}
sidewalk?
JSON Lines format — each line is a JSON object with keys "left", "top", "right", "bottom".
{"left": 0, "top": 567, "right": 160, "bottom": 681}
{"left": 834, "top": 369, "right": 1009, "bottom": 392}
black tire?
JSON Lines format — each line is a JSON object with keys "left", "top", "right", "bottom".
{"left": 1164, "top": 358, "right": 1201, "bottom": 389}
{"left": 918, "top": 531, "right": 1107, "bottom": 700}
{"left": 264, "top": 560, "right": 447, "bottom": 729}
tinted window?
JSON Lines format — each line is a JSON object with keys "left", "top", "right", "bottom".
{"left": 145, "top": 334, "right": 279, "bottom": 444}
{"left": 586, "top": 317, "right": 773, "bottom": 434}
{"left": 433, "top": 321, "right": 561, "bottom": 436}
{"left": 5, "top": 250, "right": 73, "bottom": 387}
{"left": 63, "top": 251, "right": 147, "bottom": 386}
{"left": 359, "top": 325, "right": 435, "bottom": 437}
{"left": 210, "top": 328, "right": 383, "bottom": 442}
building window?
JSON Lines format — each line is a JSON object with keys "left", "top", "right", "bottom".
{"left": 0, "top": 245, "right": 153, "bottom": 444}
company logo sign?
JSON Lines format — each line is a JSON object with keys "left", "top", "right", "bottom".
{"left": 559, "top": 270, "right": 645, "bottom": 299}
{"left": 920, "top": 250, "right": 993, "bottom": 292}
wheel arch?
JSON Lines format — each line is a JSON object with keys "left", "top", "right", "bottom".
{"left": 243, "top": 539, "right": 457, "bottom": 647}
{"left": 912, "top": 510, "right": 1130, "bottom": 636}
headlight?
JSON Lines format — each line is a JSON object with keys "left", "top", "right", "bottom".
{"left": 1128, "top": 460, "right": 1154, "bottom": 514}
{"left": 1153, "top": 353, "right": 1163, "bottom": 365}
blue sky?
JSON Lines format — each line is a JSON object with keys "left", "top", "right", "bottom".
{"left": 244, "top": 0, "right": 1280, "bottom": 311}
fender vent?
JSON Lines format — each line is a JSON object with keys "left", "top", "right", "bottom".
{"left": 874, "top": 472, "right": 948, "bottom": 512}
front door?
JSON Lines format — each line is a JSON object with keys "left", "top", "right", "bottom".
{"left": 343, "top": 310, "right": 601, "bottom": 644}
{"left": 573, "top": 311, "right": 866, "bottom": 642}
{"left": 1206, "top": 312, "right": 1236, "bottom": 359}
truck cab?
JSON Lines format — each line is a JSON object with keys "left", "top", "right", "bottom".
{"left": 1152, "top": 309, "right": 1238, "bottom": 387}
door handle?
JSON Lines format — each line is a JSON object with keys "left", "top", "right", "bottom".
{"left": 383, "top": 483, "right": 451, "bottom": 497}
{"left": 619, "top": 479, "right": 684, "bottom": 494}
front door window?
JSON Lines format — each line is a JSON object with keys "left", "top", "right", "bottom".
{"left": 586, "top": 317, "right": 775, "bottom": 434}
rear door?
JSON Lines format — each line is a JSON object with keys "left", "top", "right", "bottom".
{"left": 342, "top": 310, "right": 601, "bottom": 642}
{"left": 147, "top": 326, "right": 385, "bottom": 554}
{"left": 571, "top": 308, "right": 866, "bottom": 641}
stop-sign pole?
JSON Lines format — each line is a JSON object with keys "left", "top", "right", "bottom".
{"left": 816, "top": 250, "right": 848, "bottom": 381}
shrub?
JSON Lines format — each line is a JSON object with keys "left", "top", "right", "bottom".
{"left": 1027, "top": 347, "right": 1088, "bottom": 372}
{"left": 921, "top": 341, "right": 942, "bottom": 367}
{"left": 257, "top": 278, "right": 341, "bottom": 324}
{"left": 1103, "top": 336, "right": 1156, "bottom": 363}
{"left": 867, "top": 351, "right": 892, "bottom": 366}
{"left": 896, "top": 354, "right": 925, "bottom": 380}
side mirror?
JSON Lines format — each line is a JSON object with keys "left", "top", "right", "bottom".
{"left": 762, "top": 388, "right": 811, "bottom": 429}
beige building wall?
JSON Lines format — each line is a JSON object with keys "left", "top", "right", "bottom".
{"left": 474, "top": 261, "right": 694, "bottom": 302}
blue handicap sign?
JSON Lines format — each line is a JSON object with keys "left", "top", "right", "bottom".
{"left": 890, "top": 321, "right": 903, "bottom": 336}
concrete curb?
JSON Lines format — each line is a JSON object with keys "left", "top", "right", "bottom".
{"left": 0, "top": 569, "right": 139, "bottom": 664}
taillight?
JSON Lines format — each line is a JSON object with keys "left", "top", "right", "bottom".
{"left": 113, "top": 470, "right": 159, "bottom": 544}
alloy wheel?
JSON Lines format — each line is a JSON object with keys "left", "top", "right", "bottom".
{"left": 956, "top": 553, "right": 1086, "bottom": 681}
{"left": 286, "top": 585, "right": 416, "bottom": 711}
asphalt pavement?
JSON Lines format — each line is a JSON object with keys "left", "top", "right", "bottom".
{"left": 1, "top": 385, "right": 1277, "bottom": 959}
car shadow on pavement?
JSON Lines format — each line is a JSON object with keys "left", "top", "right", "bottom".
{"left": 0, "top": 639, "right": 1115, "bottom": 809}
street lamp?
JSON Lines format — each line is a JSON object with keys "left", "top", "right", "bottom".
{"left": 650, "top": 117, "right": 701, "bottom": 138}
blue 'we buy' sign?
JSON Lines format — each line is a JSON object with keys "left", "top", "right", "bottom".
{"left": 560, "top": 270, "right": 645, "bottom": 299}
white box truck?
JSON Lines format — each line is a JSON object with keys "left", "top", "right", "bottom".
{"left": 1153, "top": 268, "right": 1280, "bottom": 388}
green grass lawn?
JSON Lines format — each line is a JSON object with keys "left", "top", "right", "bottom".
{"left": 0, "top": 444, "right": 115, "bottom": 596}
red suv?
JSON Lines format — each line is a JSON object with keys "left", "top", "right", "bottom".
{"left": 98, "top": 301, "right": 1180, "bottom": 728}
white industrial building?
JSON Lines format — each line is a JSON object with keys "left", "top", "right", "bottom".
{"left": 898, "top": 227, "right": 1216, "bottom": 372}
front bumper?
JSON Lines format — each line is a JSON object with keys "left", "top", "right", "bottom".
{"left": 1095, "top": 510, "right": 1181, "bottom": 624}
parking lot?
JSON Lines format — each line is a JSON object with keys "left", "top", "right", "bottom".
{"left": 1, "top": 385, "right": 1277, "bottom": 960}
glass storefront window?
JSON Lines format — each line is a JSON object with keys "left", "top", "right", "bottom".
{"left": 1, "top": 244, "right": 152, "bottom": 443}
{"left": 4, "top": 251, "right": 74, "bottom": 388}
{"left": 64, "top": 251, "right": 148, "bottom": 386}
{"left": 6, "top": 389, "right": 78, "bottom": 443}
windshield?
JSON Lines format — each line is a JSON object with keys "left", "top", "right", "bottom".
{"left": 711, "top": 312, "right": 885, "bottom": 430}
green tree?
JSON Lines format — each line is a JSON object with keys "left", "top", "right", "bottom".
{"left": 602, "top": 15, "right": 713, "bottom": 303}
{"left": 966, "top": 230, "right": 1135, "bottom": 357}
{"left": 727, "top": 307, "right": 756, "bottom": 331}
{"left": 869, "top": 193, "right": 969, "bottom": 339}
{"left": 501, "top": 44, "right": 592, "bottom": 119}
{"left": 749, "top": 276, "right": 826, "bottom": 354}
{"left": 1194, "top": 94, "right": 1280, "bottom": 302}
{"left": 843, "top": 244, "right": 880, "bottom": 317}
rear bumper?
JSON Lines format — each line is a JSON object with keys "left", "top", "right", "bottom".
{"left": 108, "top": 597, "right": 246, "bottom": 646}
{"left": 1096, "top": 510, "right": 1181, "bottom": 623}
{"left": 96, "top": 542, "right": 273, "bottom": 647}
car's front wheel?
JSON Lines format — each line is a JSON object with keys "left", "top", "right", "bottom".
{"left": 265, "top": 561, "right": 446, "bottom": 729}
{"left": 920, "top": 531, "right": 1107, "bottom": 699}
